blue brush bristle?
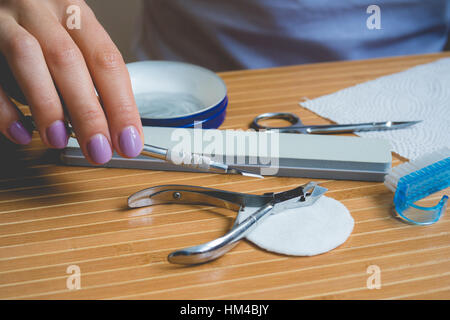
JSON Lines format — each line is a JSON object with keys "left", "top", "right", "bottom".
{"left": 385, "top": 149, "right": 450, "bottom": 225}
{"left": 396, "top": 157, "right": 450, "bottom": 204}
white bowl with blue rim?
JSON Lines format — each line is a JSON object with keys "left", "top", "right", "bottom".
{"left": 126, "top": 61, "right": 228, "bottom": 129}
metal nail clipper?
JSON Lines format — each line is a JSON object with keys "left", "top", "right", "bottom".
{"left": 128, "top": 182, "right": 327, "bottom": 265}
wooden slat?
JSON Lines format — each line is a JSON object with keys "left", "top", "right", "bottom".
{"left": 0, "top": 52, "right": 449, "bottom": 299}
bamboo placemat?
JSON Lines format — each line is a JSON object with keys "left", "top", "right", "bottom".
{"left": 0, "top": 53, "right": 449, "bottom": 299}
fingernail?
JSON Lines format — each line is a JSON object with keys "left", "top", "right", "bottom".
{"left": 87, "top": 134, "right": 112, "bottom": 164}
{"left": 119, "top": 126, "right": 143, "bottom": 158}
{"left": 46, "top": 120, "right": 69, "bottom": 149}
{"left": 7, "top": 121, "right": 32, "bottom": 145}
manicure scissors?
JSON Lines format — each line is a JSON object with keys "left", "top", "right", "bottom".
{"left": 128, "top": 182, "right": 327, "bottom": 265}
{"left": 251, "top": 112, "right": 421, "bottom": 134}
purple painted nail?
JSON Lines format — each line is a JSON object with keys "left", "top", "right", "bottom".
{"left": 87, "top": 134, "right": 112, "bottom": 164}
{"left": 7, "top": 121, "right": 32, "bottom": 145}
{"left": 46, "top": 120, "right": 69, "bottom": 149}
{"left": 119, "top": 126, "right": 143, "bottom": 158}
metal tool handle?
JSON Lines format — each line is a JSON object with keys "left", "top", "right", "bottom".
{"left": 251, "top": 112, "right": 302, "bottom": 131}
{"left": 141, "top": 144, "right": 228, "bottom": 173}
{"left": 128, "top": 184, "right": 259, "bottom": 211}
{"left": 168, "top": 203, "right": 275, "bottom": 265}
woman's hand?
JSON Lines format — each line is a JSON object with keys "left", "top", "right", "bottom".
{"left": 0, "top": 0, "right": 143, "bottom": 164}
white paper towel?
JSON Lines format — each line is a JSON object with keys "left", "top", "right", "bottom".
{"left": 300, "top": 58, "right": 450, "bottom": 160}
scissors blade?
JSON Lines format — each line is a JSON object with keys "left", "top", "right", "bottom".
{"left": 386, "top": 120, "right": 422, "bottom": 129}
{"left": 306, "top": 120, "right": 422, "bottom": 134}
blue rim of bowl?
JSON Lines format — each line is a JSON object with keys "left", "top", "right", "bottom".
{"left": 140, "top": 95, "right": 228, "bottom": 129}
{"left": 183, "top": 98, "right": 228, "bottom": 129}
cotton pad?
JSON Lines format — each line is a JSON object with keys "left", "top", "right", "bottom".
{"left": 236, "top": 196, "right": 354, "bottom": 256}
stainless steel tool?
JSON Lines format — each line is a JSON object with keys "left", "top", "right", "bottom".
{"left": 141, "top": 144, "right": 263, "bottom": 178}
{"left": 24, "top": 115, "right": 263, "bottom": 179}
{"left": 128, "top": 182, "right": 327, "bottom": 265}
{"left": 251, "top": 112, "right": 421, "bottom": 134}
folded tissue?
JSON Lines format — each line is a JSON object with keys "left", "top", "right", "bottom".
{"left": 301, "top": 58, "right": 450, "bottom": 160}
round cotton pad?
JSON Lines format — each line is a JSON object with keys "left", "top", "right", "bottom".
{"left": 236, "top": 196, "right": 354, "bottom": 256}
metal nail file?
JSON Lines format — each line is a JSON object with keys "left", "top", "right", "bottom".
{"left": 61, "top": 126, "right": 393, "bottom": 181}
{"left": 23, "top": 115, "right": 262, "bottom": 179}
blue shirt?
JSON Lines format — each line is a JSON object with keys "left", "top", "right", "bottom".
{"left": 135, "top": 0, "right": 450, "bottom": 71}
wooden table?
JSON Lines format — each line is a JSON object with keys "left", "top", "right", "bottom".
{"left": 0, "top": 53, "right": 449, "bottom": 300}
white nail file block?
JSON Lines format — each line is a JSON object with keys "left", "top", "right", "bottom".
{"left": 61, "top": 126, "right": 392, "bottom": 181}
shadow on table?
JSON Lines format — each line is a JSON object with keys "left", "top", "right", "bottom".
{"left": 0, "top": 135, "right": 62, "bottom": 191}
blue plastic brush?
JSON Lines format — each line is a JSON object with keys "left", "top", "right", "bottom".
{"left": 384, "top": 148, "right": 450, "bottom": 225}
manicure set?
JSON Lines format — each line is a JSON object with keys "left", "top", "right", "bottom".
{"left": 24, "top": 60, "right": 450, "bottom": 265}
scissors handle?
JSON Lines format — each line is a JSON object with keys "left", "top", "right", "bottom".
{"left": 252, "top": 112, "right": 302, "bottom": 131}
